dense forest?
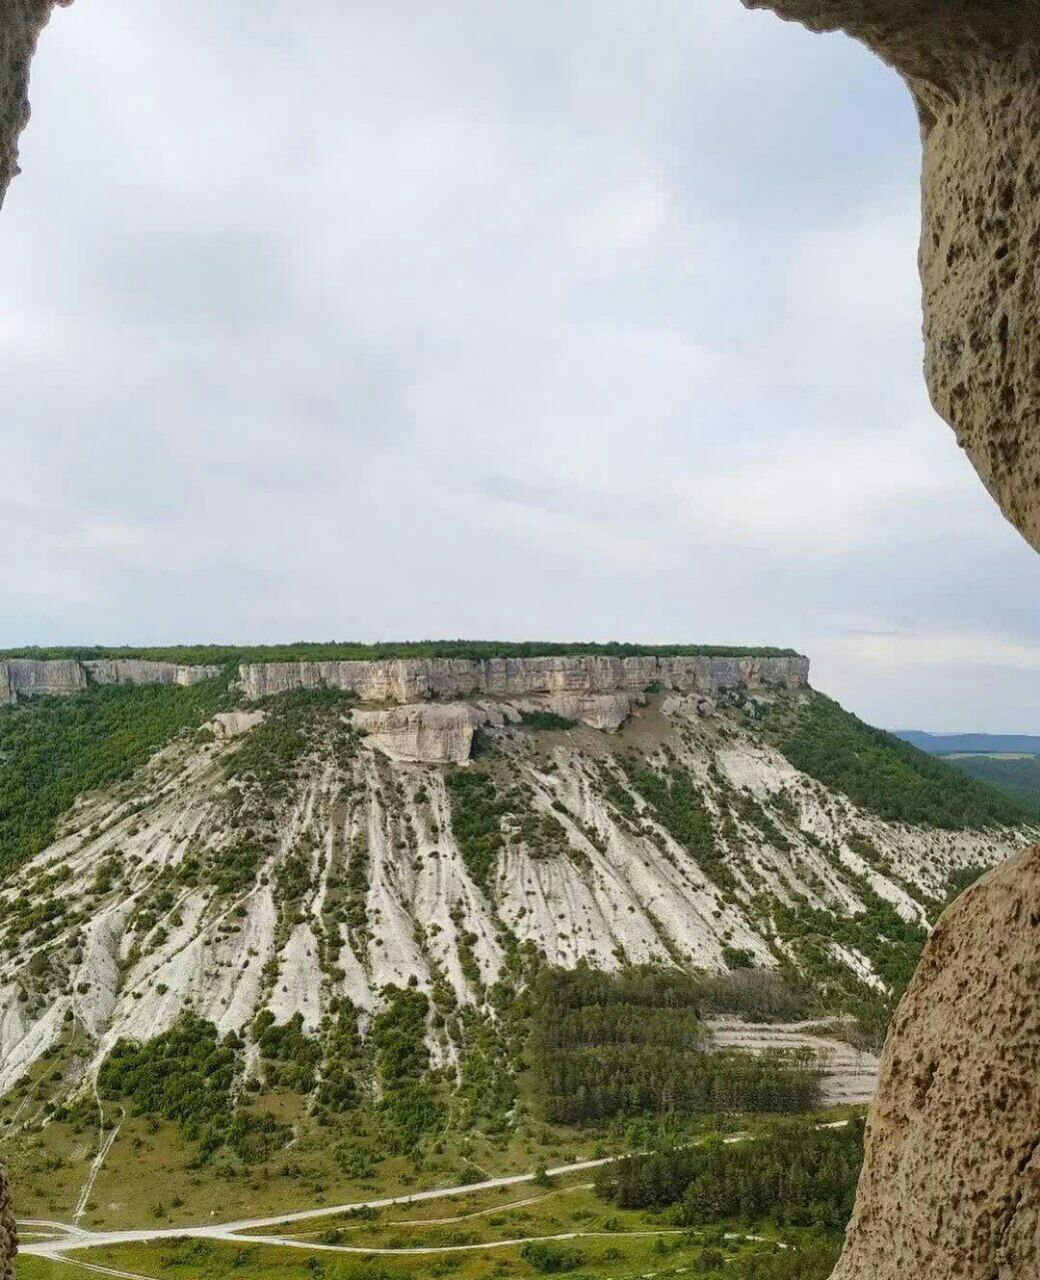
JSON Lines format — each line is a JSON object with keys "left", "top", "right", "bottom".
{"left": 597, "top": 1116, "right": 865, "bottom": 1229}
{"left": 529, "top": 966, "right": 820, "bottom": 1123}
{"left": 0, "top": 677, "right": 228, "bottom": 876}
{"left": 940, "top": 753, "right": 1040, "bottom": 818}
{"left": 0, "top": 640, "right": 800, "bottom": 664}
{"left": 767, "top": 692, "right": 1027, "bottom": 829}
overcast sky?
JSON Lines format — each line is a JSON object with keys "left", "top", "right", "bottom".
{"left": 4, "top": 1, "right": 1040, "bottom": 731}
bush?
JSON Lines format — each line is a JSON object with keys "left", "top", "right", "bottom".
{"left": 520, "top": 1240, "right": 586, "bottom": 1273}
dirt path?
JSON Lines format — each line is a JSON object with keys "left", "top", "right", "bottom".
{"left": 20, "top": 1124, "right": 846, "bottom": 1264}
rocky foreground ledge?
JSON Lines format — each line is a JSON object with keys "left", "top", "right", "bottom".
{"left": 833, "top": 845, "right": 1040, "bottom": 1278}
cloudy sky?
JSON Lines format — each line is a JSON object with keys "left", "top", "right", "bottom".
{"left": 4, "top": 1, "right": 1040, "bottom": 730}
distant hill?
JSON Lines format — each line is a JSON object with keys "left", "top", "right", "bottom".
{"left": 895, "top": 731, "right": 1040, "bottom": 756}
{"left": 894, "top": 731, "right": 1040, "bottom": 818}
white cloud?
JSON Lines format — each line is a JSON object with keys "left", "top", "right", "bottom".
{"left": 3, "top": 0, "right": 1039, "bottom": 731}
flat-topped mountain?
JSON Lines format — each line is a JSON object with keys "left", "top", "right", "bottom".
{"left": 0, "top": 642, "right": 1033, "bottom": 1234}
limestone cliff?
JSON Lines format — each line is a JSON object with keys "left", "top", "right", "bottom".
{"left": 352, "top": 702, "right": 515, "bottom": 763}
{"left": 743, "top": 0, "right": 1040, "bottom": 552}
{"left": 1, "top": 658, "right": 221, "bottom": 704}
{"left": 238, "top": 654, "right": 809, "bottom": 702}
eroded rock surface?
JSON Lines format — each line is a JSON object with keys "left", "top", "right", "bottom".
{"left": 352, "top": 702, "right": 503, "bottom": 763}
{"left": 744, "top": 0, "right": 1040, "bottom": 552}
{"left": 1, "top": 658, "right": 221, "bottom": 704}
{"left": 1, "top": 1, "right": 69, "bottom": 210}
{"left": 0, "top": 1164, "right": 14, "bottom": 1280}
{"left": 239, "top": 654, "right": 809, "bottom": 702}
{"left": 834, "top": 846, "right": 1040, "bottom": 1278}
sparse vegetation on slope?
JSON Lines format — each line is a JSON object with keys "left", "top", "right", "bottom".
{"left": 445, "top": 768, "right": 507, "bottom": 889}
{"left": 0, "top": 677, "right": 227, "bottom": 876}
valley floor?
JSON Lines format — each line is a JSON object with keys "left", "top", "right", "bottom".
{"left": 16, "top": 1122, "right": 852, "bottom": 1280}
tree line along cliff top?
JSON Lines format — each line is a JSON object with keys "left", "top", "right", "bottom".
{"left": 0, "top": 640, "right": 803, "bottom": 665}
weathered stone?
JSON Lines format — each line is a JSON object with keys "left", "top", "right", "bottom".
{"left": 1, "top": 658, "right": 221, "bottom": 703}
{"left": 210, "top": 710, "right": 266, "bottom": 740}
{"left": 735, "top": 7, "right": 1040, "bottom": 1276}
{"left": 1, "top": 1, "right": 70, "bottom": 211}
{"left": 353, "top": 702, "right": 492, "bottom": 763}
{"left": 0, "top": 1162, "right": 14, "bottom": 1280}
{"left": 538, "top": 692, "right": 633, "bottom": 732}
{"left": 83, "top": 659, "right": 221, "bottom": 688}
{"left": 742, "top": 0, "right": 1040, "bottom": 551}
{"left": 238, "top": 654, "right": 810, "bottom": 702}
{"left": 834, "top": 846, "right": 1040, "bottom": 1279}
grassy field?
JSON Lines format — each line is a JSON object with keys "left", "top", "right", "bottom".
{"left": 18, "top": 1225, "right": 839, "bottom": 1280}
{"left": 4, "top": 1087, "right": 619, "bottom": 1231}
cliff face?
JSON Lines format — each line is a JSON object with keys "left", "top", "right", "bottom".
{"left": 743, "top": 0, "right": 1040, "bottom": 553}
{"left": 238, "top": 654, "right": 810, "bottom": 702}
{"left": 1, "top": 658, "right": 221, "bottom": 704}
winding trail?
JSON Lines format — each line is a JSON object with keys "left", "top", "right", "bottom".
{"left": 20, "top": 1125, "right": 844, "bottom": 1268}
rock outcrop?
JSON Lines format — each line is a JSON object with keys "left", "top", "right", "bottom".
{"left": 1, "top": 657, "right": 86, "bottom": 702}
{"left": 353, "top": 702, "right": 514, "bottom": 763}
{"left": 0, "top": 1163, "right": 14, "bottom": 1280}
{"left": 742, "top": 0, "right": 1040, "bottom": 552}
{"left": 1, "top": 658, "right": 221, "bottom": 704}
{"left": 1, "top": 1, "right": 70, "bottom": 211}
{"left": 834, "top": 846, "right": 1040, "bottom": 1278}
{"left": 239, "top": 654, "right": 809, "bottom": 703}
{"left": 352, "top": 691, "right": 639, "bottom": 761}
{"left": 736, "top": 9, "right": 1040, "bottom": 1277}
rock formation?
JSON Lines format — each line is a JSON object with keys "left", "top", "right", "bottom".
{"left": 738, "top": 3, "right": 1040, "bottom": 1277}
{"left": 238, "top": 653, "right": 809, "bottom": 702}
{"left": 1, "top": 658, "right": 222, "bottom": 704}
{"left": 742, "top": 0, "right": 1040, "bottom": 552}
{"left": 0, "top": 1164, "right": 14, "bottom": 1280}
{"left": 353, "top": 702, "right": 514, "bottom": 763}
{"left": 1, "top": 1, "right": 70, "bottom": 211}
{"left": 352, "top": 691, "right": 638, "bottom": 760}
{"left": 835, "top": 845, "right": 1040, "bottom": 1278}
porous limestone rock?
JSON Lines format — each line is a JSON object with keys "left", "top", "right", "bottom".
{"left": 0, "top": 1163, "right": 14, "bottom": 1280}
{"left": 742, "top": 0, "right": 1040, "bottom": 552}
{"left": 833, "top": 845, "right": 1040, "bottom": 1279}
{"left": 1, "top": 1, "right": 70, "bottom": 211}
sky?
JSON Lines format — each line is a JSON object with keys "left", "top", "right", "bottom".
{"left": 3, "top": 1, "right": 1040, "bottom": 731}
